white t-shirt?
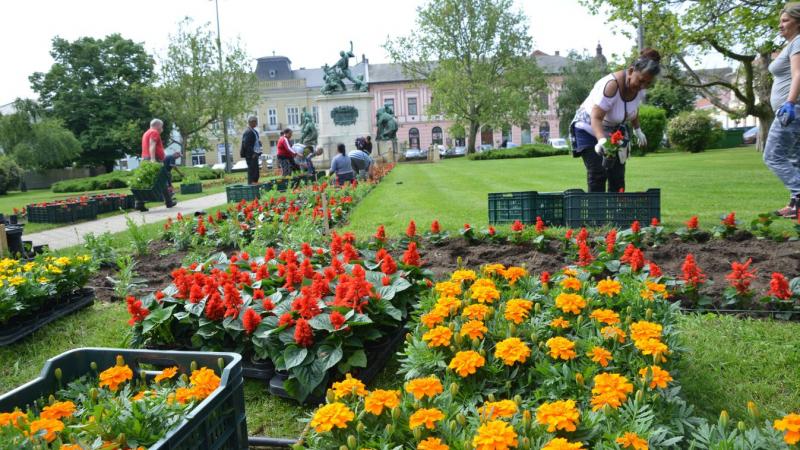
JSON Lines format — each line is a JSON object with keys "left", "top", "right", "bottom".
{"left": 574, "top": 73, "right": 646, "bottom": 134}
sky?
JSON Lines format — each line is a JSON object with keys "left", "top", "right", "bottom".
{"left": 0, "top": 0, "right": 726, "bottom": 106}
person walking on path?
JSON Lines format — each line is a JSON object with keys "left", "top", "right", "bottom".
{"left": 569, "top": 49, "right": 660, "bottom": 192}
{"left": 764, "top": 2, "right": 800, "bottom": 218}
{"left": 240, "top": 115, "right": 263, "bottom": 185}
{"left": 141, "top": 119, "right": 165, "bottom": 162}
{"left": 330, "top": 143, "right": 355, "bottom": 186}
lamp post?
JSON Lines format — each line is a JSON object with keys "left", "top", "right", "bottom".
{"left": 213, "top": 0, "right": 232, "bottom": 172}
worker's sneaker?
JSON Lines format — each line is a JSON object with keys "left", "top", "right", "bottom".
{"left": 775, "top": 195, "right": 799, "bottom": 218}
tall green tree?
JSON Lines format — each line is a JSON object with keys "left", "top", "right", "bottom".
{"left": 556, "top": 51, "right": 607, "bottom": 138}
{"left": 0, "top": 100, "right": 81, "bottom": 171}
{"left": 150, "top": 19, "right": 257, "bottom": 166}
{"left": 580, "top": 0, "right": 782, "bottom": 150}
{"left": 30, "top": 34, "right": 156, "bottom": 171}
{"left": 645, "top": 78, "right": 696, "bottom": 119}
{"left": 385, "top": 0, "right": 546, "bottom": 153}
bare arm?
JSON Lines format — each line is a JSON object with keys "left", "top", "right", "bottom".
{"left": 149, "top": 138, "right": 156, "bottom": 160}
{"left": 590, "top": 106, "right": 608, "bottom": 141}
{"left": 630, "top": 115, "right": 641, "bottom": 129}
{"left": 789, "top": 53, "right": 800, "bottom": 103}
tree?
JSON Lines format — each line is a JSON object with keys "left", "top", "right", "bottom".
{"left": 556, "top": 51, "right": 607, "bottom": 138}
{"left": 580, "top": 0, "right": 781, "bottom": 150}
{"left": 385, "top": 0, "right": 546, "bottom": 153}
{"left": 646, "top": 78, "right": 696, "bottom": 119}
{"left": 150, "top": 19, "right": 257, "bottom": 166}
{"left": 30, "top": 34, "right": 156, "bottom": 171}
{"left": 0, "top": 100, "right": 81, "bottom": 171}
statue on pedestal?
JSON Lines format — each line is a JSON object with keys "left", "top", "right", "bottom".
{"left": 375, "top": 103, "right": 398, "bottom": 141}
{"left": 300, "top": 109, "right": 318, "bottom": 146}
{"left": 320, "top": 41, "right": 368, "bottom": 94}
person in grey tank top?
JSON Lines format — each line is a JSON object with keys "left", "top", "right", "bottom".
{"left": 764, "top": 2, "right": 800, "bottom": 217}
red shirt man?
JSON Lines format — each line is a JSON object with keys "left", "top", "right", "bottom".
{"left": 276, "top": 129, "right": 294, "bottom": 158}
{"left": 141, "top": 119, "right": 165, "bottom": 162}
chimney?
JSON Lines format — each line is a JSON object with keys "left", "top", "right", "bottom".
{"left": 596, "top": 42, "right": 603, "bottom": 57}
{"left": 554, "top": 50, "right": 560, "bottom": 56}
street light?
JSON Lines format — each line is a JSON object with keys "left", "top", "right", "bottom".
{"left": 213, "top": 0, "right": 232, "bottom": 173}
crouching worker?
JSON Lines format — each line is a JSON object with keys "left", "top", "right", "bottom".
{"left": 162, "top": 150, "right": 184, "bottom": 208}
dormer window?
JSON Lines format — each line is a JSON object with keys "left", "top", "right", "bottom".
{"left": 269, "top": 70, "right": 276, "bottom": 78}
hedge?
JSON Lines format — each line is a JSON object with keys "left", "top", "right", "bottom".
{"left": 52, "top": 166, "right": 223, "bottom": 193}
{"left": 467, "top": 144, "right": 570, "bottom": 161}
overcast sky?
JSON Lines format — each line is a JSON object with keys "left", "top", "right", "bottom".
{"left": 0, "top": 0, "right": 727, "bottom": 105}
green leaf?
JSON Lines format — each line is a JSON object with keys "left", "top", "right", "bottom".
{"left": 346, "top": 349, "right": 367, "bottom": 368}
{"left": 284, "top": 345, "right": 308, "bottom": 370}
{"left": 318, "top": 344, "right": 344, "bottom": 371}
{"left": 378, "top": 285, "right": 397, "bottom": 301}
{"left": 308, "top": 314, "right": 335, "bottom": 332}
{"left": 292, "top": 359, "right": 327, "bottom": 400}
{"left": 141, "top": 305, "right": 175, "bottom": 335}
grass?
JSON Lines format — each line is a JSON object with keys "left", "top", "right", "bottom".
{"left": 346, "top": 147, "right": 794, "bottom": 236}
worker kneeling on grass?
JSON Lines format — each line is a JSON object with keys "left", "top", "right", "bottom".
{"left": 348, "top": 148, "right": 374, "bottom": 181}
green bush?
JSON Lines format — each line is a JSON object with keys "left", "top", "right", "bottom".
{"left": 667, "top": 110, "right": 723, "bottom": 153}
{"left": 51, "top": 171, "right": 132, "bottom": 193}
{"left": 0, "top": 156, "right": 22, "bottom": 195}
{"left": 636, "top": 105, "right": 667, "bottom": 155}
{"left": 467, "top": 144, "right": 569, "bottom": 161}
{"left": 130, "top": 161, "right": 163, "bottom": 189}
{"left": 171, "top": 166, "right": 223, "bottom": 183}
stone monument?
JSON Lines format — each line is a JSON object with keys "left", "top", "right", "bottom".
{"left": 375, "top": 103, "right": 399, "bottom": 162}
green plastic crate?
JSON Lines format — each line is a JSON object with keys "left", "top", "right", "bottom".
{"left": 564, "top": 188, "right": 660, "bottom": 227}
{"left": 0, "top": 347, "right": 247, "bottom": 450}
{"left": 180, "top": 183, "right": 203, "bottom": 195}
{"left": 226, "top": 184, "right": 261, "bottom": 203}
{"left": 488, "top": 191, "right": 565, "bottom": 226}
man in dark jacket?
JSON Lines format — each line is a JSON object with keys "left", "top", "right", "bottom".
{"left": 240, "top": 115, "right": 262, "bottom": 185}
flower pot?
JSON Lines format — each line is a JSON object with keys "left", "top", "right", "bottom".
{"left": 242, "top": 356, "right": 275, "bottom": 381}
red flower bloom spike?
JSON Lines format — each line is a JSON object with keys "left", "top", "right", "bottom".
{"left": 126, "top": 296, "right": 149, "bottom": 325}
{"left": 565, "top": 229, "right": 574, "bottom": 240}
{"left": 610, "top": 129, "right": 624, "bottom": 145}
{"left": 402, "top": 241, "right": 421, "bottom": 266}
{"left": 540, "top": 271, "right": 551, "bottom": 285}
{"left": 631, "top": 220, "right": 641, "bottom": 234}
{"left": 722, "top": 212, "right": 737, "bottom": 228}
{"left": 650, "top": 217, "right": 660, "bottom": 227}
{"left": 647, "top": 261, "right": 663, "bottom": 278}
{"left": 577, "top": 241, "right": 594, "bottom": 266}
{"left": 406, "top": 220, "right": 417, "bottom": 238}
{"left": 330, "top": 311, "right": 346, "bottom": 330}
{"left": 577, "top": 227, "right": 589, "bottom": 243}
{"left": 294, "top": 318, "right": 314, "bottom": 347}
{"left": 374, "top": 225, "right": 387, "bottom": 242}
{"left": 686, "top": 216, "right": 699, "bottom": 230}
{"left": 431, "top": 220, "right": 441, "bottom": 234}
{"left": 681, "top": 254, "right": 706, "bottom": 289}
{"left": 725, "top": 258, "right": 756, "bottom": 295}
{"left": 535, "top": 216, "right": 545, "bottom": 234}
{"left": 605, "top": 229, "right": 617, "bottom": 254}
{"left": 768, "top": 272, "right": 792, "bottom": 300}
{"left": 620, "top": 244, "right": 644, "bottom": 272}
{"left": 242, "top": 308, "right": 262, "bottom": 334}
{"left": 511, "top": 220, "right": 524, "bottom": 233}
{"left": 487, "top": 225, "right": 496, "bottom": 236}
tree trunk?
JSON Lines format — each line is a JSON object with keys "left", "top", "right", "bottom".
{"left": 756, "top": 113, "right": 772, "bottom": 152}
{"left": 466, "top": 121, "right": 480, "bottom": 154}
{"left": 103, "top": 160, "right": 115, "bottom": 173}
{"left": 180, "top": 133, "right": 189, "bottom": 166}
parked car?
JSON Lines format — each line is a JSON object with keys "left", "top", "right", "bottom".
{"left": 479, "top": 144, "right": 494, "bottom": 153}
{"left": 437, "top": 145, "right": 451, "bottom": 157}
{"left": 505, "top": 142, "right": 519, "bottom": 148}
{"left": 742, "top": 126, "right": 758, "bottom": 145}
{"left": 548, "top": 138, "right": 569, "bottom": 149}
{"left": 452, "top": 146, "right": 467, "bottom": 156}
{"left": 404, "top": 148, "right": 424, "bottom": 160}
{"left": 211, "top": 163, "right": 226, "bottom": 171}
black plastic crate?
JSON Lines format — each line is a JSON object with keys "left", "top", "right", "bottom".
{"left": 26, "top": 205, "right": 49, "bottom": 223}
{"left": 488, "top": 191, "right": 565, "bottom": 226}
{"left": 0, "top": 348, "right": 247, "bottom": 450}
{"left": 563, "top": 188, "right": 660, "bottom": 227}
{"left": 0, "top": 288, "right": 95, "bottom": 346}
{"left": 180, "top": 183, "right": 203, "bottom": 195}
{"left": 226, "top": 184, "right": 260, "bottom": 203}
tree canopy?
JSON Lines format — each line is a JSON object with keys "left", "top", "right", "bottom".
{"left": 556, "top": 51, "right": 607, "bottom": 137}
{"left": 0, "top": 100, "right": 81, "bottom": 171}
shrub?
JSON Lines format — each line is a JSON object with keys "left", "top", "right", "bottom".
{"left": 667, "top": 110, "right": 723, "bottom": 153}
{"left": 0, "top": 156, "right": 22, "bottom": 195}
{"left": 51, "top": 171, "right": 131, "bottom": 193}
{"left": 468, "top": 144, "right": 569, "bottom": 161}
{"left": 636, "top": 105, "right": 667, "bottom": 155}
{"left": 129, "top": 161, "right": 163, "bottom": 189}
{"left": 171, "top": 166, "right": 223, "bottom": 183}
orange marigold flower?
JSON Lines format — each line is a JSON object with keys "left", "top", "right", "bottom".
{"left": 448, "top": 350, "right": 486, "bottom": 377}
{"left": 495, "top": 337, "right": 531, "bottom": 366}
{"left": 60, "top": 445, "right": 83, "bottom": 450}
{"left": 546, "top": 336, "right": 577, "bottom": 360}
{"left": 774, "top": 413, "right": 800, "bottom": 445}
{"left": 405, "top": 377, "right": 444, "bottom": 400}
{"left": 409, "top": 408, "right": 445, "bottom": 430}
{"left": 560, "top": 277, "right": 581, "bottom": 291}
{"left": 462, "top": 304, "right": 491, "bottom": 320}
{"left": 98, "top": 365, "right": 133, "bottom": 392}
{"left": 550, "top": 317, "right": 571, "bottom": 329}
{"left": 472, "top": 419, "right": 518, "bottom": 450}
{"left": 596, "top": 278, "right": 621, "bottom": 297}
{"left": 590, "top": 309, "right": 620, "bottom": 325}
{"left": 28, "top": 417, "right": 64, "bottom": 442}
{"left": 482, "top": 264, "right": 506, "bottom": 276}
{"left": 422, "top": 326, "right": 453, "bottom": 348}
{"left": 435, "top": 296, "right": 462, "bottom": 315}
{"left": 421, "top": 307, "right": 448, "bottom": 328}
{"left": 435, "top": 281, "right": 462, "bottom": 297}
{"left": 40, "top": 401, "right": 76, "bottom": 420}
{"left": 616, "top": 431, "right": 649, "bottom": 450}
{"left": 174, "top": 386, "right": 196, "bottom": 404}
{"left": 470, "top": 285, "right": 500, "bottom": 304}
{"left": 502, "top": 266, "right": 527, "bottom": 285}
{"left": 310, "top": 402, "right": 354, "bottom": 433}
{"left": 504, "top": 299, "right": 533, "bottom": 324}
{"left": 154, "top": 366, "right": 179, "bottom": 383}
{"left": 591, "top": 373, "right": 634, "bottom": 411}
{"left": 364, "top": 389, "right": 400, "bottom": 416}
{"left": 418, "top": 437, "right": 449, "bottom": 450}
{"left": 601, "top": 325, "right": 626, "bottom": 343}
{"left": 0, "top": 410, "right": 27, "bottom": 427}
{"left": 639, "top": 365, "right": 673, "bottom": 389}
{"left": 536, "top": 399, "right": 580, "bottom": 432}
{"left": 629, "top": 321, "right": 663, "bottom": 342}
{"left": 478, "top": 399, "right": 518, "bottom": 420}
{"left": 588, "top": 346, "right": 613, "bottom": 367}
{"left": 190, "top": 367, "right": 221, "bottom": 399}
{"left": 541, "top": 437, "right": 585, "bottom": 450}
{"left": 331, "top": 373, "right": 368, "bottom": 399}
{"left": 634, "top": 338, "right": 669, "bottom": 362}
{"left": 450, "top": 269, "right": 477, "bottom": 283}
{"left": 460, "top": 320, "right": 488, "bottom": 339}
{"left": 555, "top": 293, "right": 586, "bottom": 314}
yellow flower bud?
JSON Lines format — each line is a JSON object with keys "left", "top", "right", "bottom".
{"left": 450, "top": 383, "right": 459, "bottom": 396}
{"left": 326, "top": 389, "right": 336, "bottom": 404}
{"left": 457, "top": 256, "right": 463, "bottom": 268}
{"left": 347, "top": 435, "right": 357, "bottom": 449}
{"left": 454, "top": 332, "right": 463, "bottom": 346}
{"left": 190, "top": 360, "right": 198, "bottom": 372}
{"left": 357, "top": 422, "right": 366, "bottom": 433}
{"left": 412, "top": 427, "right": 422, "bottom": 441}
{"left": 457, "top": 413, "right": 466, "bottom": 426}
{"left": 626, "top": 306, "right": 633, "bottom": 315}
{"left": 90, "top": 388, "right": 98, "bottom": 402}
{"left": 513, "top": 395, "right": 522, "bottom": 405}
{"left": 522, "top": 410, "right": 531, "bottom": 427}
{"left": 90, "top": 361, "right": 98, "bottom": 372}
{"left": 575, "top": 373, "right": 584, "bottom": 386}
{"left": 738, "top": 421, "right": 746, "bottom": 432}
{"left": 575, "top": 316, "right": 583, "bottom": 325}
{"left": 116, "top": 355, "right": 125, "bottom": 367}
{"left": 747, "top": 401, "right": 759, "bottom": 419}
{"left": 720, "top": 410, "right": 729, "bottom": 428}
{"left": 217, "top": 357, "right": 225, "bottom": 371}
{"left": 54, "top": 368, "right": 62, "bottom": 382}
{"left": 448, "top": 419, "right": 456, "bottom": 432}
{"left": 118, "top": 433, "right": 127, "bottom": 447}
{"left": 521, "top": 437, "right": 531, "bottom": 449}
{"left": 449, "top": 322, "right": 456, "bottom": 331}
{"left": 646, "top": 308, "right": 653, "bottom": 320}
{"left": 406, "top": 332, "right": 413, "bottom": 342}
{"left": 534, "top": 302, "right": 542, "bottom": 313}
{"left": 391, "top": 407, "right": 401, "bottom": 421}
{"left": 635, "top": 389, "right": 644, "bottom": 403}
{"left": 385, "top": 423, "right": 394, "bottom": 435}
{"left": 488, "top": 393, "right": 495, "bottom": 402}
{"left": 339, "top": 446, "right": 349, "bottom": 450}
{"left": 471, "top": 337, "right": 480, "bottom": 347}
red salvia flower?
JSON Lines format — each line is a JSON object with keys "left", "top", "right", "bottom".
{"left": 577, "top": 227, "right": 589, "bottom": 243}
{"left": 406, "top": 220, "right": 417, "bottom": 238}
{"left": 301, "top": 243, "right": 313, "bottom": 258}
{"left": 725, "top": 258, "right": 756, "bottom": 295}
{"left": 155, "top": 291, "right": 165, "bottom": 301}
{"left": 291, "top": 286, "right": 322, "bottom": 319}
{"left": 376, "top": 248, "right": 397, "bottom": 275}
{"left": 402, "top": 241, "right": 421, "bottom": 266}
{"left": 631, "top": 220, "right": 641, "bottom": 234}
{"left": 382, "top": 275, "right": 392, "bottom": 286}
{"left": 265, "top": 247, "right": 276, "bottom": 261}
{"left": 253, "top": 289, "right": 265, "bottom": 300}
{"left": 511, "top": 220, "right": 524, "bottom": 233}
{"left": 330, "top": 231, "right": 343, "bottom": 255}
{"left": 204, "top": 293, "right": 225, "bottom": 321}
{"left": 722, "top": 212, "right": 737, "bottom": 228}
{"left": 565, "top": 229, "right": 574, "bottom": 240}
{"left": 189, "top": 285, "right": 204, "bottom": 304}
{"left": 540, "top": 271, "right": 551, "bottom": 285}
{"left": 647, "top": 261, "right": 663, "bottom": 278}
{"left": 330, "top": 311, "right": 346, "bottom": 330}
{"left": 242, "top": 308, "right": 262, "bottom": 334}
{"left": 620, "top": 244, "right": 644, "bottom": 272}
{"left": 464, "top": 223, "right": 471, "bottom": 231}
{"left": 278, "top": 313, "right": 295, "bottom": 328}
{"left": 577, "top": 241, "right": 594, "bottom": 266}
{"left": 605, "top": 229, "right": 617, "bottom": 254}
{"left": 610, "top": 129, "right": 624, "bottom": 145}
{"left": 681, "top": 254, "right": 706, "bottom": 289}
{"left": 768, "top": 272, "right": 792, "bottom": 300}
{"left": 262, "top": 298, "right": 275, "bottom": 311}
{"left": 374, "top": 225, "right": 387, "bottom": 242}
{"left": 535, "top": 216, "right": 546, "bottom": 234}
{"left": 686, "top": 216, "right": 699, "bottom": 230}
{"left": 431, "top": 220, "right": 441, "bottom": 234}
{"left": 294, "top": 318, "right": 314, "bottom": 347}
{"left": 650, "top": 217, "right": 660, "bottom": 227}
{"left": 126, "top": 296, "right": 149, "bottom": 325}
{"left": 343, "top": 243, "right": 359, "bottom": 263}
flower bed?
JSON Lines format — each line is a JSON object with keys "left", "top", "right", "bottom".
{"left": 127, "top": 236, "right": 429, "bottom": 402}
{"left": 0, "top": 348, "right": 246, "bottom": 449}
{"left": 26, "top": 193, "right": 134, "bottom": 224}
{"left": 301, "top": 259, "right": 797, "bottom": 449}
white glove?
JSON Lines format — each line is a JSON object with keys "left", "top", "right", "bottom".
{"left": 634, "top": 128, "right": 647, "bottom": 148}
{"left": 594, "top": 138, "right": 607, "bottom": 156}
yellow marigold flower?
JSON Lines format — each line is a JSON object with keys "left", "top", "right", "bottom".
{"left": 591, "top": 373, "right": 634, "bottom": 411}
{"left": 132, "top": 391, "right": 149, "bottom": 401}
{"left": 470, "top": 285, "right": 500, "bottom": 304}
{"left": 460, "top": 320, "right": 488, "bottom": 339}
{"left": 546, "top": 336, "right": 577, "bottom": 360}
{"left": 409, "top": 407, "right": 445, "bottom": 430}
{"left": 634, "top": 339, "right": 669, "bottom": 362}
{"left": 364, "top": 389, "right": 400, "bottom": 415}
{"left": 542, "top": 437, "right": 585, "bottom": 450}
{"left": 28, "top": 417, "right": 64, "bottom": 442}
{"left": 502, "top": 266, "right": 527, "bottom": 285}
{"left": 482, "top": 264, "right": 506, "bottom": 276}
{"left": 422, "top": 326, "right": 453, "bottom": 348}
{"left": 616, "top": 431, "right": 649, "bottom": 450}
{"left": 560, "top": 277, "right": 581, "bottom": 291}
{"left": 536, "top": 399, "right": 580, "bottom": 432}
{"left": 555, "top": 293, "right": 586, "bottom": 314}
{"left": 40, "top": 401, "right": 76, "bottom": 420}
{"left": 550, "top": 316, "right": 571, "bottom": 329}
{"left": 405, "top": 377, "right": 443, "bottom": 400}
{"left": 77, "top": 255, "right": 91, "bottom": 263}
{"left": 451, "top": 269, "right": 477, "bottom": 283}
{"left": 630, "top": 321, "right": 662, "bottom": 342}
{"left": 418, "top": 437, "right": 450, "bottom": 450}
{"left": 8, "top": 276, "right": 25, "bottom": 286}
{"left": 478, "top": 399, "right": 518, "bottom": 420}
{"left": 37, "top": 277, "right": 49, "bottom": 284}
{"left": 563, "top": 268, "right": 578, "bottom": 276}
{"left": 154, "top": 366, "right": 179, "bottom": 383}
{"left": 421, "top": 308, "right": 447, "bottom": 328}
{"left": 472, "top": 278, "right": 496, "bottom": 289}
{"left": 47, "top": 265, "right": 62, "bottom": 274}
{"left": 639, "top": 365, "right": 672, "bottom": 389}
{"left": 472, "top": 419, "right": 518, "bottom": 450}
{"left": 174, "top": 387, "right": 196, "bottom": 404}
{"left": 774, "top": 413, "right": 800, "bottom": 445}
{"left": 331, "top": 373, "right": 368, "bottom": 399}
{"left": 596, "top": 278, "right": 621, "bottom": 296}
{"left": 436, "top": 296, "right": 462, "bottom": 315}
{"left": 190, "top": 367, "right": 221, "bottom": 399}
{"left": 588, "top": 346, "right": 613, "bottom": 367}
{"left": 448, "top": 350, "right": 485, "bottom": 377}
{"left": 60, "top": 444, "right": 83, "bottom": 450}
{"left": 640, "top": 289, "right": 655, "bottom": 301}
{"left": 494, "top": 337, "right": 531, "bottom": 366}
{"left": 23, "top": 262, "right": 36, "bottom": 272}
{"left": 435, "top": 281, "right": 462, "bottom": 297}
{"left": 0, "top": 410, "right": 27, "bottom": 427}
{"left": 646, "top": 281, "right": 667, "bottom": 294}
{"left": 462, "top": 304, "right": 491, "bottom": 320}
{"left": 311, "top": 402, "right": 354, "bottom": 433}
{"left": 601, "top": 325, "right": 626, "bottom": 343}
{"left": 54, "top": 256, "right": 71, "bottom": 266}
{"left": 589, "top": 308, "right": 621, "bottom": 325}
{"left": 98, "top": 365, "right": 133, "bottom": 392}
{"left": 504, "top": 299, "right": 533, "bottom": 324}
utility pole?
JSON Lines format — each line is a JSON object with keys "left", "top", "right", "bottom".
{"left": 637, "top": 0, "right": 644, "bottom": 52}
{"left": 214, "top": 0, "right": 232, "bottom": 173}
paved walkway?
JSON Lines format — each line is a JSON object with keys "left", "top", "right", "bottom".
{"left": 25, "top": 193, "right": 228, "bottom": 250}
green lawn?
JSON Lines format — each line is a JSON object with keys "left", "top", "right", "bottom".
{"left": 347, "top": 147, "right": 792, "bottom": 236}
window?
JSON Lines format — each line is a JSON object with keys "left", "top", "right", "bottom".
{"left": 521, "top": 124, "right": 532, "bottom": 144}
{"left": 539, "top": 122, "right": 551, "bottom": 140}
{"left": 269, "top": 69, "right": 276, "bottom": 78}
{"left": 432, "top": 126, "right": 443, "bottom": 145}
{"left": 312, "top": 106, "right": 319, "bottom": 124}
{"left": 481, "top": 126, "right": 494, "bottom": 146}
{"left": 384, "top": 98, "right": 395, "bottom": 113}
{"left": 191, "top": 148, "right": 206, "bottom": 166}
{"left": 268, "top": 108, "right": 277, "bottom": 126}
{"left": 539, "top": 92, "right": 549, "bottom": 112}
{"left": 226, "top": 119, "right": 235, "bottom": 134}
{"left": 287, "top": 107, "right": 300, "bottom": 126}
{"left": 455, "top": 137, "right": 465, "bottom": 147}
{"left": 409, "top": 128, "right": 420, "bottom": 149}
{"left": 407, "top": 97, "right": 418, "bottom": 116}
{"left": 216, "top": 144, "right": 231, "bottom": 164}
{"left": 211, "top": 121, "right": 219, "bottom": 131}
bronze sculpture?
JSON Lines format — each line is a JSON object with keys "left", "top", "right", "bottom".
{"left": 300, "top": 109, "right": 318, "bottom": 146}
{"left": 320, "top": 42, "right": 368, "bottom": 94}
{"left": 375, "top": 103, "right": 398, "bottom": 141}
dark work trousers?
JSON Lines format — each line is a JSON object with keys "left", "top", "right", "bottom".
{"left": 246, "top": 156, "right": 260, "bottom": 184}
{"left": 580, "top": 148, "right": 625, "bottom": 193}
